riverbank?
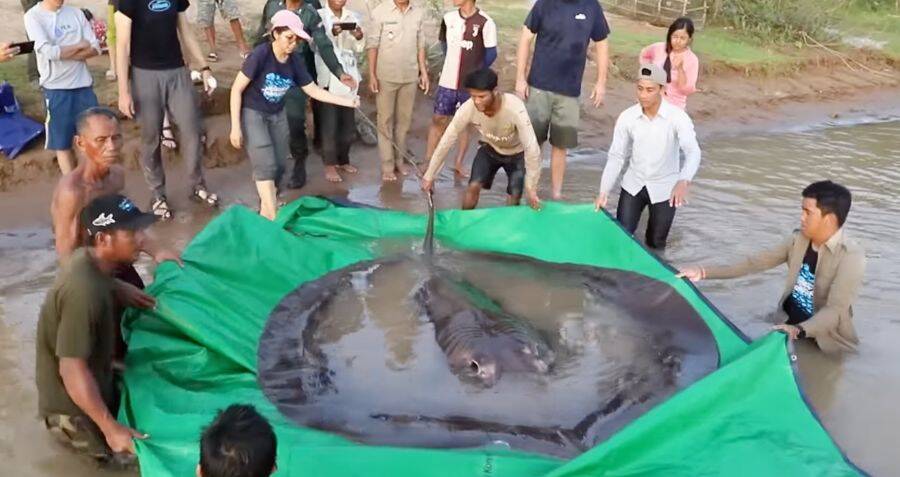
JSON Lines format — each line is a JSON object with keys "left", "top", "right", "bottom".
{"left": 1, "top": 0, "right": 898, "bottom": 190}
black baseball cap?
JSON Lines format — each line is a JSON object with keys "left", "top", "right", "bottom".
{"left": 81, "top": 194, "right": 158, "bottom": 237}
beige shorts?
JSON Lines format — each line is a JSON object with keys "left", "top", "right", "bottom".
{"left": 526, "top": 86, "right": 580, "bottom": 149}
{"left": 196, "top": 0, "right": 241, "bottom": 27}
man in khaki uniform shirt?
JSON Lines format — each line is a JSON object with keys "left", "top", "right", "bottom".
{"left": 366, "top": 0, "right": 430, "bottom": 182}
{"left": 679, "top": 181, "right": 866, "bottom": 354}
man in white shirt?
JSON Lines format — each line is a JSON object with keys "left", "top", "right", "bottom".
{"left": 24, "top": 0, "right": 102, "bottom": 174}
{"left": 315, "top": 0, "right": 365, "bottom": 183}
{"left": 594, "top": 64, "right": 701, "bottom": 249}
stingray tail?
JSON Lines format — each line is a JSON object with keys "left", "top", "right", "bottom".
{"left": 424, "top": 190, "right": 435, "bottom": 258}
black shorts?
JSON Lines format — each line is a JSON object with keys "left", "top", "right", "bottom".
{"left": 469, "top": 143, "right": 525, "bottom": 197}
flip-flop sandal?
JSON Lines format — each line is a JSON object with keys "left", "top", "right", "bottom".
{"left": 161, "top": 127, "right": 178, "bottom": 150}
{"left": 190, "top": 188, "right": 219, "bottom": 207}
{"left": 207, "top": 52, "right": 218, "bottom": 62}
{"left": 150, "top": 197, "right": 173, "bottom": 221}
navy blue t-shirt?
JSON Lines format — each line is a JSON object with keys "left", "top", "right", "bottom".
{"left": 524, "top": 0, "right": 610, "bottom": 98}
{"left": 241, "top": 43, "right": 313, "bottom": 115}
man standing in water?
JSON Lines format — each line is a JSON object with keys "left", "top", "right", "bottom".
{"left": 422, "top": 68, "right": 541, "bottom": 210}
{"left": 515, "top": 0, "right": 609, "bottom": 200}
{"left": 595, "top": 64, "right": 701, "bottom": 250}
{"left": 37, "top": 194, "right": 155, "bottom": 468}
{"left": 679, "top": 181, "right": 866, "bottom": 354}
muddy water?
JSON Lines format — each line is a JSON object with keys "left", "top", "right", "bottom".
{"left": 1, "top": 118, "right": 898, "bottom": 474}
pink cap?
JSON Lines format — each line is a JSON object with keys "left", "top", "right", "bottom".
{"left": 270, "top": 10, "right": 312, "bottom": 41}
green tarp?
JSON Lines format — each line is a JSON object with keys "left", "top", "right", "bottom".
{"left": 121, "top": 197, "right": 863, "bottom": 476}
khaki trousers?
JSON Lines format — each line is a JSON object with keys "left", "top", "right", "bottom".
{"left": 375, "top": 80, "right": 417, "bottom": 174}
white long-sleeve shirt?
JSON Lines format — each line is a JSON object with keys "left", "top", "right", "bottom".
{"left": 599, "top": 100, "right": 702, "bottom": 204}
{"left": 23, "top": 4, "right": 99, "bottom": 90}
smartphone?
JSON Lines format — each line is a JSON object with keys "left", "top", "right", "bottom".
{"left": 10, "top": 41, "right": 35, "bottom": 56}
{"left": 337, "top": 22, "right": 358, "bottom": 31}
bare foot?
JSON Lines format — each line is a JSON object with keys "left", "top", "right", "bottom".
{"left": 552, "top": 192, "right": 564, "bottom": 201}
{"left": 454, "top": 168, "right": 470, "bottom": 179}
{"left": 324, "top": 166, "right": 343, "bottom": 183}
{"left": 396, "top": 163, "right": 411, "bottom": 176}
{"left": 382, "top": 172, "right": 398, "bottom": 182}
{"left": 339, "top": 164, "right": 358, "bottom": 174}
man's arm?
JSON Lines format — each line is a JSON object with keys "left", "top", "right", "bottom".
{"left": 590, "top": 39, "right": 608, "bottom": 107}
{"left": 365, "top": 8, "right": 382, "bottom": 94}
{"left": 416, "top": 13, "right": 429, "bottom": 94}
{"left": 51, "top": 186, "right": 81, "bottom": 261}
{"left": 514, "top": 27, "right": 535, "bottom": 99}
{"left": 595, "top": 114, "right": 631, "bottom": 209}
{"left": 676, "top": 114, "right": 701, "bottom": 182}
{"left": 423, "top": 103, "right": 472, "bottom": 182}
{"left": 801, "top": 248, "right": 866, "bottom": 339}
{"left": 698, "top": 235, "right": 794, "bottom": 280}
{"left": 59, "top": 358, "right": 147, "bottom": 453}
{"left": 25, "top": 14, "right": 89, "bottom": 61}
{"left": 114, "top": 12, "right": 134, "bottom": 118}
{"left": 176, "top": 13, "right": 210, "bottom": 72}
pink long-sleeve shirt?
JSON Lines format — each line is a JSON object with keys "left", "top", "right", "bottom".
{"left": 639, "top": 42, "right": 698, "bottom": 110}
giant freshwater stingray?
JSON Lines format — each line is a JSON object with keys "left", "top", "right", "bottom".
{"left": 258, "top": 198, "right": 719, "bottom": 457}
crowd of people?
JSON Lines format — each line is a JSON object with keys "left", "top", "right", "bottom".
{"left": 1, "top": 0, "right": 866, "bottom": 475}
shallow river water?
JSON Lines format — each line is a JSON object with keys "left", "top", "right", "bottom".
{"left": 1, "top": 119, "right": 898, "bottom": 474}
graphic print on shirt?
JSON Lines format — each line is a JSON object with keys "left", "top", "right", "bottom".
{"left": 148, "top": 0, "right": 172, "bottom": 13}
{"left": 261, "top": 73, "right": 295, "bottom": 103}
{"left": 790, "top": 263, "right": 816, "bottom": 318}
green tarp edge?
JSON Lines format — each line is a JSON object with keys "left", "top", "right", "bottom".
{"left": 119, "top": 198, "right": 861, "bottom": 476}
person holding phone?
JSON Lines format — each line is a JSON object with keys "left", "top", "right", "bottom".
{"left": 24, "top": 0, "right": 102, "bottom": 174}
{"left": 315, "top": 0, "right": 365, "bottom": 183}
{"left": 1, "top": 43, "right": 21, "bottom": 62}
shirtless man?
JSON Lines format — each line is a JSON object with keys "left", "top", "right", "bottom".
{"left": 51, "top": 107, "right": 180, "bottom": 312}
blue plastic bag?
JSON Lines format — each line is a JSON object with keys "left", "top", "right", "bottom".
{"left": 0, "top": 81, "right": 44, "bottom": 159}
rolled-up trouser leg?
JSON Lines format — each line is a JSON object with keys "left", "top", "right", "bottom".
{"left": 336, "top": 105, "right": 356, "bottom": 165}
{"left": 319, "top": 103, "right": 341, "bottom": 166}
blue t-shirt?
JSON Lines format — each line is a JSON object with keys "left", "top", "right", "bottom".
{"left": 783, "top": 244, "right": 818, "bottom": 325}
{"left": 241, "top": 43, "right": 313, "bottom": 115}
{"left": 524, "top": 0, "right": 610, "bottom": 98}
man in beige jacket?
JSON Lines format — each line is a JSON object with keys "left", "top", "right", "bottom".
{"left": 679, "top": 181, "right": 865, "bottom": 354}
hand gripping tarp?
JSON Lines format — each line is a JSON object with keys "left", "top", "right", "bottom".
{"left": 120, "top": 197, "right": 865, "bottom": 476}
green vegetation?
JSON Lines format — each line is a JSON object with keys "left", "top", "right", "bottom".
{"left": 834, "top": 4, "right": 900, "bottom": 60}
{"left": 0, "top": 56, "right": 43, "bottom": 114}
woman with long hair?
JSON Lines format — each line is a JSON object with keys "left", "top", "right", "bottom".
{"left": 230, "top": 10, "right": 359, "bottom": 220}
{"left": 639, "top": 17, "right": 698, "bottom": 110}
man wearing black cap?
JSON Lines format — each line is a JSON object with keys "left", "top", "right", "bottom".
{"left": 36, "top": 194, "right": 154, "bottom": 467}
{"left": 594, "top": 63, "right": 702, "bottom": 249}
